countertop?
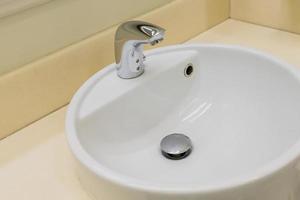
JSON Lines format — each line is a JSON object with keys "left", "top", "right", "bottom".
{"left": 1, "top": 19, "right": 300, "bottom": 200}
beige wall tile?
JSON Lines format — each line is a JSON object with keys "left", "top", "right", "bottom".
{"left": 231, "top": 0, "right": 300, "bottom": 34}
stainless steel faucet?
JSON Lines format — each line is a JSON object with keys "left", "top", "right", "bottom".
{"left": 114, "top": 21, "right": 165, "bottom": 79}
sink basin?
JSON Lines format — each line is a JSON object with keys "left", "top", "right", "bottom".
{"left": 66, "top": 44, "right": 300, "bottom": 200}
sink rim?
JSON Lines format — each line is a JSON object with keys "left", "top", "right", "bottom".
{"left": 66, "top": 43, "right": 300, "bottom": 195}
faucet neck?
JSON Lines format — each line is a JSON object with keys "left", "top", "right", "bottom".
{"left": 114, "top": 21, "right": 165, "bottom": 79}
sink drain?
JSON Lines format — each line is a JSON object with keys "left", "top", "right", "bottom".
{"left": 160, "top": 133, "right": 193, "bottom": 160}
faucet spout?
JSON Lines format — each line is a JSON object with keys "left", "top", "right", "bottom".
{"left": 114, "top": 21, "right": 165, "bottom": 79}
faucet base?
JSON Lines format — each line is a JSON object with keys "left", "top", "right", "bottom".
{"left": 117, "top": 67, "right": 144, "bottom": 79}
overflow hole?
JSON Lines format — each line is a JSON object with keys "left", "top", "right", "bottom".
{"left": 184, "top": 63, "right": 194, "bottom": 77}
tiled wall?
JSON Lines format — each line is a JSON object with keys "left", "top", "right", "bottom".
{"left": 231, "top": 0, "right": 300, "bottom": 34}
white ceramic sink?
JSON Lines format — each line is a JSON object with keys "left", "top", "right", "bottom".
{"left": 66, "top": 44, "right": 300, "bottom": 200}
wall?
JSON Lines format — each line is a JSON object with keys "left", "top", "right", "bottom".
{"left": 0, "top": 0, "right": 52, "bottom": 18}
{"left": 0, "top": 0, "right": 172, "bottom": 75}
{"left": 231, "top": 0, "right": 300, "bottom": 34}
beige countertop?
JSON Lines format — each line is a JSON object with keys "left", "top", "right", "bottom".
{"left": 1, "top": 19, "right": 300, "bottom": 200}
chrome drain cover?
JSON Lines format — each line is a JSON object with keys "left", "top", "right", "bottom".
{"left": 160, "top": 133, "right": 193, "bottom": 160}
